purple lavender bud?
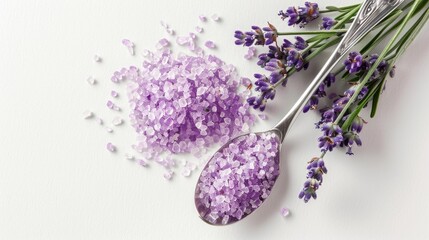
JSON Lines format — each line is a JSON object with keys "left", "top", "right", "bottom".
{"left": 321, "top": 17, "right": 336, "bottom": 30}
{"left": 294, "top": 36, "right": 307, "bottom": 50}
{"left": 351, "top": 116, "right": 364, "bottom": 133}
{"left": 298, "top": 2, "right": 320, "bottom": 27}
{"left": 282, "top": 39, "right": 294, "bottom": 49}
{"left": 234, "top": 31, "right": 246, "bottom": 45}
{"left": 344, "top": 52, "right": 363, "bottom": 74}
{"left": 247, "top": 96, "right": 257, "bottom": 105}
{"left": 279, "top": 7, "right": 300, "bottom": 26}
{"left": 264, "top": 90, "right": 276, "bottom": 100}
{"left": 324, "top": 73, "right": 336, "bottom": 87}
{"left": 263, "top": 22, "right": 278, "bottom": 45}
{"left": 286, "top": 49, "right": 300, "bottom": 67}
{"left": 321, "top": 109, "right": 336, "bottom": 123}
{"left": 257, "top": 53, "right": 271, "bottom": 67}
{"left": 255, "top": 79, "right": 269, "bottom": 87}
{"left": 319, "top": 123, "right": 343, "bottom": 152}
{"left": 269, "top": 72, "right": 283, "bottom": 84}
{"left": 303, "top": 95, "right": 319, "bottom": 113}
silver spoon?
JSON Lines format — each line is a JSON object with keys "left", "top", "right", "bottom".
{"left": 195, "top": 0, "right": 404, "bottom": 226}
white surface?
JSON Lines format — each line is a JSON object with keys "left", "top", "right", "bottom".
{"left": 1, "top": 0, "right": 428, "bottom": 239}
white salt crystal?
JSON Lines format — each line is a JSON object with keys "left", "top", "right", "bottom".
{"left": 83, "top": 110, "right": 93, "bottom": 119}
{"left": 86, "top": 76, "right": 96, "bottom": 85}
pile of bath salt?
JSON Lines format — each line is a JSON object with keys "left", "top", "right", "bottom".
{"left": 118, "top": 45, "right": 255, "bottom": 160}
{"left": 84, "top": 15, "right": 256, "bottom": 179}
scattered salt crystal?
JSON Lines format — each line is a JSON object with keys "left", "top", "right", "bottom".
{"left": 122, "top": 39, "right": 135, "bottom": 55}
{"left": 107, "top": 100, "right": 114, "bottom": 109}
{"left": 111, "top": 90, "right": 119, "bottom": 98}
{"left": 106, "top": 127, "right": 113, "bottom": 133}
{"left": 112, "top": 117, "right": 123, "bottom": 126}
{"left": 164, "top": 170, "right": 174, "bottom": 180}
{"left": 83, "top": 110, "right": 93, "bottom": 119}
{"left": 157, "top": 38, "right": 170, "bottom": 49}
{"left": 258, "top": 114, "right": 268, "bottom": 120}
{"left": 280, "top": 207, "right": 290, "bottom": 217}
{"left": 176, "top": 36, "right": 189, "bottom": 46}
{"left": 181, "top": 168, "right": 191, "bottom": 177}
{"left": 125, "top": 153, "right": 134, "bottom": 160}
{"left": 204, "top": 41, "right": 216, "bottom": 49}
{"left": 86, "top": 76, "right": 96, "bottom": 85}
{"left": 97, "top": 118, "right": 103, "bottom": 125}
{"left": 160, "top": 21, "right": 175, "bottom": 35}
{"left": 107, "top": 101, "right": 121, "bottom": 111}
{"left": 93, "top": 55, "right": 102, "bottom": 63}
{"left": 244, "top": 47, "right": 257, "bottom": 60}
{"left": 106, "top": 143, "right": 116, "bottom": 152}
{"left": 185, "top": 161, "right": 197, "bottom": 171}
{"left": 211, "top": 14, "right": 220, "bottom": 21}
{"left": 195, "top": 26, "right": 203, "bottom": 33}
{"left": 138, "top": 159, "right": 148, "bottom": 167}
{"left": 199, "top": 15, "right": 207, "bottom": 22}
{"left": 142, "top": 49, "right": 151, "bottom": 57}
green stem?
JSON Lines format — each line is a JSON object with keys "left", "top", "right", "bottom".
{"left": 277, "top": 29, "right": 347, "bottom": 35}
{"left": 319, "top": 4, "right": 361, "bottom": 13}
{"left": 335, "top": 0, "right": 424, "bottom": 126}
{"left": 333, "top": 5, "right": 360, "bottom": 28}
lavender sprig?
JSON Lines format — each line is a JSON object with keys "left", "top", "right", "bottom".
{"left": 235, "top": 0, "right": 428, "bottom": 203}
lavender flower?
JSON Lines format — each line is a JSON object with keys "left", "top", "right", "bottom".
{"left": 234, "top": 26, "right": 265, "bottom": 46}
{"left": 279, "top": 7, "right": 300, "bottom": 26}
{"left": 299, "top": 157, "right": 327, "bottom": 202}
{"left": 279, "top": 2, "right": 319, "bottom": 28}
{"left": 248, "top": 73, "right": 277, "bottom": 111}
{"left": 235, "top": 24, "right": 280, "bottom": 47}
{"left": 303, "top": 96, "right": 319, "bottom": 113}
{"left": 321, "top": 17, "right": 336, "bottom": 30}
{"left": 294, "top": 36, "right": 308, "bottom": 50}
{"left": 318, "top": 123, "right": 343, "bottom": 152}
{"left": 302, "top": 73, "right": 336, "bottom": 113}
{"left": 299, "top": 2, "right": 320, "bottom": 25}
{"left": 342, "top": 116, "right": 365, "bottom": 155}
{"left": 344, "top": 51, "right": 364, "bottom": 73}
{"left": 262, "top": 23, "right": 278, "bottom": 45}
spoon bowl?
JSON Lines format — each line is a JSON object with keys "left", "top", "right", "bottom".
{"left": 194, "top": 130, "right": 282, "bottom": 225}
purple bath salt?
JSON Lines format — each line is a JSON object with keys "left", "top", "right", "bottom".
{"left": 199, "top": 15, "right": 207, "bottom": 22}
{"left": 106, "top": 142, "right": 116, "bottom": 152}
{"left": 195, "top": 131, "right": 281, "bottom": 225}
{"left": 126, "top": 48, "right": 255, "bottom": 157}
{"left": 111, "top": 90, "right": 119, "bottom": 98}
{"left": 122, "top": 39, "right": 135, "bottom": 55}
{"left": 204, "top": 40, "right": 216, "bottom": 49}
{"left": 280, "top": 207, "right": 290, "bottom": 217}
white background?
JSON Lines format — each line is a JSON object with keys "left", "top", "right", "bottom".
{"left": 1, "top": 0, "right": 428, "bottom": 239}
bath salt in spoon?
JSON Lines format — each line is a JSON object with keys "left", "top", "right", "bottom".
{"left": 194, "top": 0, "right": 403, "bottom": 225}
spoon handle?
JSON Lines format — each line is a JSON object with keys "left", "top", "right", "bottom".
{"left": 274, "top": 0, "right": 404, "bottom": 142}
